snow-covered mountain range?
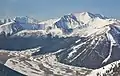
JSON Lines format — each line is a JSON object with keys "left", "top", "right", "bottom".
{"left": 0, "top": 12, "right": 120, "bottom": 76}
{"left": 0, "top": 12, "right": 119, "bottom": 37}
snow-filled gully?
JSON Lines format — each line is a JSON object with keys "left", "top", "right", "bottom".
{"left": 102, "top": 27, "right": 116, "bottom": 64}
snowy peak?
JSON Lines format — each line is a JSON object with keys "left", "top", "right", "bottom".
{"left": 54, "top": 14, "right": 81, "bottom": 30}
{"left": 54, "top": 12, "right": 108, "bottom": 27}
{"left": 73, "top": 12, "right": 106, "bottom": 19}
{"left": 14, "top": 16, "right": 40, "bottom": 24}
{"left": 53, "top": 12, "right": 115, "bottom": 35}
{"left": 72, "top": 12, "right": 107, "bottom": 24}
{"left": 79, "top": 12, "right": 96, "bottom": 18}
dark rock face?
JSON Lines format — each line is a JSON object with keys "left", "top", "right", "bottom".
{"left": 57, "top": 25, "right": 120, "bottom": 69}
{"left": 0, "top": 63, "right": 25, "bottom": 76}
{"left": 57, "top": 34, "right": 110, "bottom": 69}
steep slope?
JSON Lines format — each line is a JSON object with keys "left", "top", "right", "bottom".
{"left": 0, "top": 21, "right": 22, "bottom": 36}
{"left": 56, "top": 24, "right": 120, "bottom": 69}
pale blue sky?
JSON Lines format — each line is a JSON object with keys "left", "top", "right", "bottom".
{"left": 0, "top": 0, "right": 120, "bottom": 20}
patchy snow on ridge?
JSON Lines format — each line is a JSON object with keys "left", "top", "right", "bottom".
{"left": 5, "top": 53, "right": 92, "bottom": 76}
{"left": 12, "top": 30, "right": 46, "bottom": 37}
{"left": 0, "top": 21, "right": 15, "bottom": 35}
{"left": 88, "top": 60, "right": 120, "bottom": 76}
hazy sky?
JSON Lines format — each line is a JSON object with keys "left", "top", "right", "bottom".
{"left": 0, "top": 0, "right": 120, "bottom": 20}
